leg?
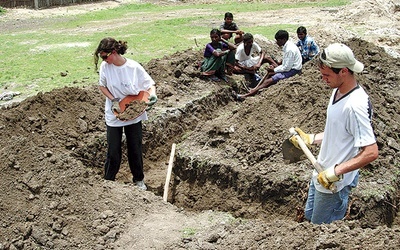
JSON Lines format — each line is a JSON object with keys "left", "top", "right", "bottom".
{"left": 304, "top": 180, "right": 315, "bottom": 222}
{"left": 104, "top": 125, "right": 123, "bottom": 180}
{"left": 306, "top": 178, "right": 355, "bottom": 224}
{"left": 124, "top": 122, "right": 144, "bottom": 182}
{"left": 238, "top": 77, "right": 275, "bottom": 98}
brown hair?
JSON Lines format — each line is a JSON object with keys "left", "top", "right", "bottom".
{"left": 93, "top": 37, "right": 128, "bottom": 71}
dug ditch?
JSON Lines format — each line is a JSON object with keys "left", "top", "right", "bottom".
{"left": 79, "top": 38, "right": 399, "bottom": 228}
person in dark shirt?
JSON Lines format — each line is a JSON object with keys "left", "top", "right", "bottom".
{"left": 220, "top": 12, "right": 244, "bottom": 44}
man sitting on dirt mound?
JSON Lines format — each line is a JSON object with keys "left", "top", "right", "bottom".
{"left": 233, "top": 30, "right": 302, "bottom": 101}
{"left": 220, "top": 12, "right": 244, "bottom": 45}
{"left": 233, "top": 32, "right": 278, "bottom": 88}
{"left": 296, "top": 26, "right": 320, "bottom": 64}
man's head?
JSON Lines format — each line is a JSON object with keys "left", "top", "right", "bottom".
{"left": 224, "top": 12, "right": 234, "bottom": 23}
{"left": 243, "top": 33, "right": 254, "bottom": 45}
{"left": 210, "top": 28, "right": 221, "bottom": 43}
{"left": 296, "top": 26, "right": 307, "bottom": 40}
{"left": 275, "top": 30, "right": 289, "bottom": 47}
{"left": 319, "top": 43, "right": 364, "bottom": 74}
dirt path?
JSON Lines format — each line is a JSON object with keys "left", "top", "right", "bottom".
{"left": 0, "top": 1, "right": 400, "bottom": 249}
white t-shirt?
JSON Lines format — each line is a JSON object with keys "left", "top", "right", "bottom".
{"left": 314, "top": 85, "right": 376, "bottom": 193}
{"left": 235, "top": 42, "right": 262, "bottom": 68}
{"left": 99, "top": 58, "right": 155, "bottom": 127}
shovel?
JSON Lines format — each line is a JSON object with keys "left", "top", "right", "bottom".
{"left": 282, "top": 138, "right": 306, "bottom": 163}
{"left": 283, "top": 127, "right": 337, "bottom": 193}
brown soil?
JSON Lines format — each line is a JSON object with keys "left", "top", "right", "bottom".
{"left": 1, "top": 0, "right": 400, "bottom": 249}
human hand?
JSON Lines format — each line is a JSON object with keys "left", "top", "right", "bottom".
{"left": 111, "top": 98, "right": 121, "bottom": 113}
{"left": 146, "top": 94, "right": 158, "bottom": 110}
{"left": 289, "top": 127, "right": 315, "bottom": 149}
{"left": 317, "top": 165, "right": 342, "bottom": 190}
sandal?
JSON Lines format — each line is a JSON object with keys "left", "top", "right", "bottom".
{"left": 209, "top": 75, "right": 220, "bottom": 82}
{"left": 231, "top": 91, "right": 244, "bottom": 102}
{"left": 241, "top": 81, "right": 250, "bottom": 92}
{"left": 220, "top": 75, "right": 228, "bottom": 83}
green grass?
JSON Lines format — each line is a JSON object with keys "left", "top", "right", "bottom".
{"left": 0, "top": 0, "right": 350, "bottom": 99}
{"left": 182, "top": 227, "right": 197, "bottom": 237}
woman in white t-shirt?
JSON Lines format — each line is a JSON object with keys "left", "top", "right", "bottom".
{"left": 94, "top": 37, "right": 157, "bottom": 191}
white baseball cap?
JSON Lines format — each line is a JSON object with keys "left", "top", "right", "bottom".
{"left": 320, "top": 43, "right": 364, "bottom": 73}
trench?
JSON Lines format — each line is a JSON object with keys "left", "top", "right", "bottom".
{"left": 74, "top": 84, "right": 399, "bottom": 228}
{"left": 142, "top": 86, "right": 399, "bottom": 227}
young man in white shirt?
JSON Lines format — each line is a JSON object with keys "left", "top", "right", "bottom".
{"left": 290, "top": 43, "right": 378, "bottom": 224}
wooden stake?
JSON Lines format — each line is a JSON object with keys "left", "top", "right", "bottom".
{"left": 163, "top": 143, "right": 176, "bottom": 202}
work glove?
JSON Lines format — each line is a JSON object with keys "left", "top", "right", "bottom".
{"left": 289, "top": 127, "right": 315, "bottom": 149}
{"left": 111, "top": 98, "right": 121, "bottom": 113}
{"left": 317, "top": 165, "right": 342, "bottom": 190}
{"left": 146, "top": 94, "right": 158, "bottom": 110}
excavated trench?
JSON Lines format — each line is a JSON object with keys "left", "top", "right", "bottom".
{"left": 73, "top": 40, "right": 400, "bottom": 229}
{"left": 141, "top": 86, "right": 399, "bottom": 228}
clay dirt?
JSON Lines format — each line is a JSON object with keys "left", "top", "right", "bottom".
{"left": 0, "top": 0, "right": 400, "bottom": 249}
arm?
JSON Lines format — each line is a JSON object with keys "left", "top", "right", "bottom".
{"left": 147, "top": 85, "right": 156, "bottom": 96}
{"left": 220, "top": 29, "right": 236, "bottom": 35}
{"left": 313, "top": 132, "right": 324, "bottom": 145}
{"left": 221, "top": 38, "right": 237, "bottom": 50}
{"left": 274, "top": 50, "right": 295, "bottom": 73}
{"left": 211, "top": 41, "right": 233, "bottom": 57}
{"left": 254, "top": 50, "right": 266, "bottom": 69}
{"left": 212, "top": 49, "right": 230, "bottom": 57}
{"left": 309, "top": 40, "right": 320, "bottom": 59}
{"left": 220, "top": 23, "right": 241, "bottom": 35}
{"left": 99, "top": 86, "right": 115, "bottom": 101}
{"left": 263, "top": 54, "right": 279, "bottom": 67}
{"left": 334, "top": 143, "right": 378, "bottom": 176}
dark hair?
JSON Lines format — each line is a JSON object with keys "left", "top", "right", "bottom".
{"left": 275, "top": 30, "right": 289, "bottom": 40}
{"left": 243, "top": 33, "right": 253, "bottom": 43}
{"left": 93, "top": 37, "right": 128, "bottom": 71}
{"left": 224, "top": 12, "right": 233, "bottom": 19}
{"left": 210, "top": 28, "right": 221, "bottom": 37}
{"left": 296, "top": 26, "right": 307, "bottom": 34}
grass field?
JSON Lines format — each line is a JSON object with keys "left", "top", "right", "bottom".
{"left": 0, "top": 0, "right": 349, "bottom": 99}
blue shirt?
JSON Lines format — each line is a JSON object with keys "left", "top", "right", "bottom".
{"left": 296, "top": 35, "right": 320, "bottom": 63}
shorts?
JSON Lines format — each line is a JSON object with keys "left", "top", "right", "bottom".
{"left": 271, "top": 69, "right": 301, "bottom": 83}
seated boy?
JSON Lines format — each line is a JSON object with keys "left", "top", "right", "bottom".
{"left": 296, "top": 26, "right": 320, "bottom": 64}
{"left": 234, "top": 33, "right": 278, "bottom": 74}
{"left": 220, "top": 12, "right": 244, "bottom": 44}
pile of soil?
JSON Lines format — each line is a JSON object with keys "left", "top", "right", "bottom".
{"left": 1, "top": 0, "right": 400, "bottom": 249}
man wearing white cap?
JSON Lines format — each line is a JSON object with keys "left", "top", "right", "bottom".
{"left": 290, "top": 43, "right": 379, "bottom": 224}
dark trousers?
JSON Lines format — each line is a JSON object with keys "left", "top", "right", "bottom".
{"left": 104, "top": 122, "right": 144, "bottom": 182}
